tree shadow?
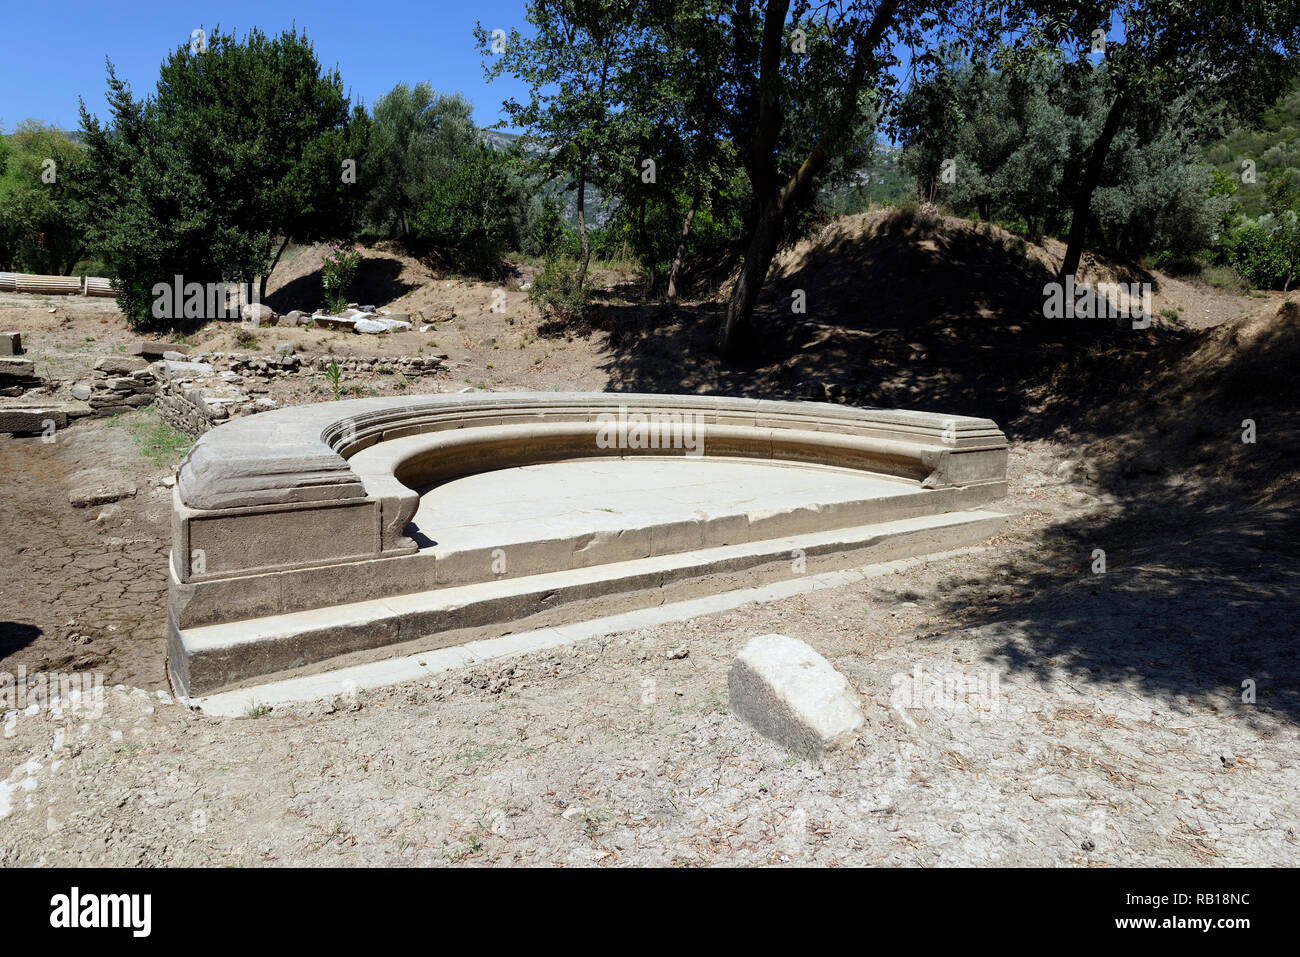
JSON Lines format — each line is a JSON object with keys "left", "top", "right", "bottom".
{"left": 0, "top": 621, "right": 42, "bottom": 659}
{"left": 934, "top": 302, "right": 1300, "bottom": 724}
{"left": 596, "top": 213, "right": 1182, "bottom": 433}
{"left": 265, "top": 255, "right": 417, "bottom": 314}
{"left": 588, "top": 212, "right": 1298, "bottom": 723}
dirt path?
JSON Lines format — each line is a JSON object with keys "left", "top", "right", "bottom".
{"left": 2, "top": 441, "right": 1295, "bottom": 866}
{"left": 0, "top": 413, "right": 174, "bottom": 690}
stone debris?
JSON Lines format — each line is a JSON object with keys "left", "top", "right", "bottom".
{"left": 0, "top": 407, "right": 77, "bottom": 435}
{"left": 0, "top": 357, "right": 41, "bottom": 396}
{"left": 88, "top": 360, "right": 155, "bottom": 416}
{"left": 240, "top": 303, "right": 278, "bottom": 327}
{"left": 128, "top": 341, "right": 188, "bottom": 360}
{"left": 419, "top": 304, "right": 456, "bottom": 323}
{"left": 313, "top": 314, "right": 357, "bottom": 332}
{"left": 0, "top": 332, "right": 21, "bottom": 355}
{"left": 68, "top": 480, "right": 137, "bottom": 508}
{"left": 94, "top": 356, "right": 150, "bottom": 375}
{"left": 728, "top": 633, "right": 865, "bottom": 755}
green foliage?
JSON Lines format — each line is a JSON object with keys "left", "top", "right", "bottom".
{"left": 129, "top": 416, "right": 193, "bottom": 468}
{"left": 0, "top": 121, "right": 89, "bottom": 274}
{"left": 414, "top": 145, "right": 520, "bottom": 277}
{"left": 527, "top": 254, "right": 590, "bottom": 322}
{"left": 519, "top": 194, "right": 573, "bottom": 258}
{"left": 899, "top": 46, "right": 1234, "bottom": 255}
{"left": 321, "top": 243, "right": 361, "bottom": 313}
{"left": 362, "top": 83, "right": 478, "bottom": 239}
{"left": 78, "top": 27, "right": 363, "bottom": 328}
{"left": 325, "top": 359, "right": 343, "bottom": 398}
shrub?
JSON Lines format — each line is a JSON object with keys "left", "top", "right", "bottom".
{"left": 321, "top": 243, "right": 361, "bottom": 313}
{"left": 520, "top": 195, "right": 571, "bottom": 258}
{"left": 414, "top": 146, "right": 518, "bottom": 278}
{"left": 527, "top": 254, "right": 589, "bottom": 323}
{"left": 1223, "top": 221, "right": 1288, "bottom": 288}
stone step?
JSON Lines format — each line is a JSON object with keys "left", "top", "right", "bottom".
{"left": 0, "top": 402, "right": 94, "bottom": 434}
{"left": 170, "top": 507, "right": 1008, "bottom": 696}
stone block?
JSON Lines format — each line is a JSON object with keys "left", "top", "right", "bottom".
{"left": 129, "top": 341, "right": 188, "bottom": 360}
{"left": 0, "top": 357, "right": 37, "bottom": 378}
{"left": 157, "top": 360, "right": 214, "bottom": 379}
{"left": 0, "top": 332, "right": 21, "bottom": 355}
{"left": 94, "top": 355, "right": 149, "bottom": 375}
{"left": 313, "top": 314, "right": 357, "bottom": 331}
{"left": 728, "top": 634, "right": 865, "bottom": 755}
{"left": 0, "top": 408, "right": 67, "bottom": 434}
{"left": 241, "top": 303, "right": 278, "bottom": 327}
{"left": 69, "top": 480, "right": 137, "bottom": 508}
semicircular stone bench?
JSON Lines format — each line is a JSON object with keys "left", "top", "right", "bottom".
{"left": 168, "top": 393, "right": 1009, "bottom": 697}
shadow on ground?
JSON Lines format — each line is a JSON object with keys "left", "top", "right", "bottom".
{"left": 0, "top": 622, "right": 42, "bottom": 660}
{"left": 266, "top": 256, "right": 416, "bottom": 315}
{"left": 593, "top": 209, "right": 1181, "bottom": 433}
{"left": 935, "top": 302, "right": 1300, "bottom": 723}
{"left": 586, "top": 211, "right": 1299, "bottom": 723}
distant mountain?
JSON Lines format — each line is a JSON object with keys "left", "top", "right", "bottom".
{"left": 479, "top": 128, "right": 522, "bottom": 152}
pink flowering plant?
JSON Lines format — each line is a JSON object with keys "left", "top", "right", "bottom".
{"left": 321, "top": 243, "right": 361, "bottom": 314}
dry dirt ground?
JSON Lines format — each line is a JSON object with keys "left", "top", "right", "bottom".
{"left": 1, "top": 217, "right": 1296, "bottom": 866}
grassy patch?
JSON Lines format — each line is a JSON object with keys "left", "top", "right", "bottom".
{"left": 129, "top": 416, "right": 193, "bottom": 468}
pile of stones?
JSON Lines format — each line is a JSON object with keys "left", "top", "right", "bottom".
{"left": 153, "top": 360, "right": 273, "bottom": 436}
{"left": 87, "top": 356, "right": 159, "bottom": 417}
{"left": 185, "top": 351, "right": 447, "bottom": 378}
{"left": 0, "top": 356, "right": 40, "bottom": 398}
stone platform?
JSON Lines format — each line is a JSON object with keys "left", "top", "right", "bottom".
{"left": 167, "top": 393, "right": 1010, "bottom": 698}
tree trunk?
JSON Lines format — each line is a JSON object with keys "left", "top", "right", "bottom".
{"left": 666, "top": 194, "right": 700, "bottom": 306}
{"left": 1059, "top": 94, "right": 1128, "bottom": 282}
{"left": 260, "top": 236, "right": 291, "bottom": 303}
{"left": 718, "top": 207, "right": 785, "bottom": 354}
{"left": 715, "top": 0, "right": 898, "bottom": 357}
{"left": 576, "top": 161, "right": 591, "bottom": 288}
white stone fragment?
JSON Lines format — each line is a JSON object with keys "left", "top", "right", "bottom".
{"left": 728, "top": 633, "right": 864, "bottom": 755}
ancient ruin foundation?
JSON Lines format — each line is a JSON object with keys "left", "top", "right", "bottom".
{"left": 167, "top": 393, "right": 1009, "bottom": 699}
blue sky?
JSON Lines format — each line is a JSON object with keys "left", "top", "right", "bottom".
{"left": 3, "top": 2, "right": 1119, "bottom": 138}
{"left": 1, "top": 0, "right": 534, "bottom": 133}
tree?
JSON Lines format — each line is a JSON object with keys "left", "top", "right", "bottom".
{"left": 79, "top": 27, "right": 363, "bottom": 324}
{"left": 476, "top": 1, "right": 642, "bottom": 287}
{"left": 898, "top": 44, "right": 1231, "bottom": 256}
{"left": 0, "top": 121, "right": 89, "bottom": 274}
{"left": 1023, "top": 0, "right": 1300, "bottom": 281}
{"left": 414, "top": 144, "right": 522, "bottom": 277}
{"left": 363, "top": 83, "right": 478, "bottom": 239}
{"left": 710, "top": 0, "right": 997, "bottom": 356}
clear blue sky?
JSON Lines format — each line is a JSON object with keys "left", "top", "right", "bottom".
{"left": 0, "top": 0, "right": 534, "bottom": 133}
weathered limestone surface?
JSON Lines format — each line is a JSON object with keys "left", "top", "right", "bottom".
{"left": 0, "top": 332, "right": 21, "bottom": 356}
{"left": 0, "top": 357, "right": 40, "bottom": 395}
{"left": 728, "top": 634, "right": 865, "bottom": 754}
{"left": 88, "top": 358, "right": 158, "bottom": 417}
{"left": 166, "top": 393, "right": 1011, "bottom": 697}
{"left": 0, "top": 407, "right": 65, "bottom": 434}
{"left": 129, "top": 341, "right": 189, "bottom": 360}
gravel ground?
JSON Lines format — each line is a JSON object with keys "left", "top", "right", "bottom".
{"left": 3, "top": 441, "right": 1295, "bottom": 867}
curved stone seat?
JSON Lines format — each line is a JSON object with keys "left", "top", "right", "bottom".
{"left": 169, "top": 392, "right": 1009, "bottom": 697}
